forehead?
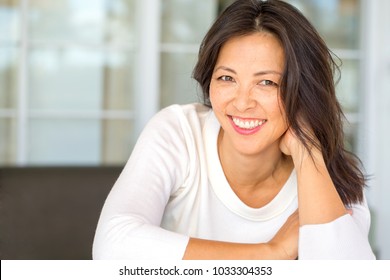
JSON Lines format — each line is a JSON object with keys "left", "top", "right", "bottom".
{"left": 216, "top": 32, "right": 285, "bottom": 71}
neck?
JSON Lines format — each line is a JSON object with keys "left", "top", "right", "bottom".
{"left": 218, "top": 130, "right": 293, "bottom": 191}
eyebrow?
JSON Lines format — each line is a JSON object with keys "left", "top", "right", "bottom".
{"left": 213, "top": 66, "right": 283, "bottom": 76}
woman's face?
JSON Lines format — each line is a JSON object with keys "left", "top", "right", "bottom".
{"left": 210, "top": 32, "right": 288, "bottom": 156}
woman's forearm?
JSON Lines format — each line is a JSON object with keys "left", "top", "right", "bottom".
{"left": 183, "top": 238, "right": 286, "bottom": 260}
{"left": 183, "top": 211, "right": 299, "bottom": 260}
{"left": 292, "top": 148, "right": 347, "bottom": 226}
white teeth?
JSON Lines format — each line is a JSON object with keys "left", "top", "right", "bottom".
{"left": 232, "top": 117, "right": 266, "bottom": 129}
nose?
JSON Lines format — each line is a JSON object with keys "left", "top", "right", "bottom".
{"left": 233, "top": 86, "right": 256, "bottom": 112}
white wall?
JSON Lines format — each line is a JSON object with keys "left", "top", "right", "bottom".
{"left": 361, "top": 0, "right": 390, "bottom": 260}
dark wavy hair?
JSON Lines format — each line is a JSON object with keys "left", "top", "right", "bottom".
{"left": 193, "top": 0, "right": 365, "bottom": 205}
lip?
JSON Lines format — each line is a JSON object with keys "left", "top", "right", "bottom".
{"left": 228, "top": 115, "right": 266, "bottom": 135}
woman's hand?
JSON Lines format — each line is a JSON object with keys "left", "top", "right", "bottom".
{"left": 279, "top": 125, "right": 321, "bottom": 163}
{"left": 279, "top": 127, "right": 300, "bottom": 157}
{"left": 267, "top": 210, "right": 299, "bottom": 260}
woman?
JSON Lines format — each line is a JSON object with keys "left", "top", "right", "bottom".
{"left": 93, "top": 0, "right": 375, "bottom": 259}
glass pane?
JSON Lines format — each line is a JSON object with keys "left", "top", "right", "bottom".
{"left": 0, "top": 0, "right": 20, "bottom": 42}
{"left": 0, "top": 118, "right": 17, "bottom": 165}
{"left": 29, "top": 0, "right": 105, "bottom": 43}
{"left": 103, "top": 51, "right": 136, "bottom": 110}
{"left": 287, "top": 0, "right": 360, "bottom": 49}
{"left": 344, "top": 120, "right": 358, "bottom": 153}
{"left": 0, "top": 47, "right": 18, "bottom": 109}
{"left": 29, "top": 0, "right": 136, "bottom": 44}
{"left": 28, "top": 119, "right": 102, "bottom": 165}
{"left": 29, "top": 48, "right": 135, "bottom": 111}
{"left": 29, "top": 48, "right": 104, "bottom": 111}
{"left": 336, "top": 59, "right": 360, "bottom": 113}
{"left": 105, "top": 0, "right": 137, "bottom": 44}
{"left": 161, "top": 0, "right": 217, "bottom": 44}
{"left": 160, "top": 52, "right": 199, "bottom": 108}
{"left": 30, "top": 49, "right": 134, "bottom": 111}
{"left": 101, "top": 119, "right": 134, "bottom": 165}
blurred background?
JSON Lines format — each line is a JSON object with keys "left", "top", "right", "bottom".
{"left": 0, "top": 0, "right": 389, "bottom": 259}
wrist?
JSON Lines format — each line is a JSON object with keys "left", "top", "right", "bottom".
{"left": 290, "top": 143, "right": 323, "bottom": 168}
{"left": 261, "top": 242, "right": 295, "bottom": 260}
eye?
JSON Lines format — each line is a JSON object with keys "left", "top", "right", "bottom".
{"left": 218, "top": 75, "right": 235, "bottom": 82}
{"left": 259, "top": 80, "right": 278, "bottom": 87}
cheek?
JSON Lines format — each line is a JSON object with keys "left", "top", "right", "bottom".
{"left": 265, "top": 97, "right": 288, "bottom": 128}
{"left": 209, "top": 82, "right": 216, "bottom": 105}
{"left": 277, "top": 99, "right": 288, "bottom": 129}
{"left": 270, "top": 109, "right": 289, "bottom": 139}
{"left": 209, "top": 83, "right": 224, "bottom": 110}
{"left": 209, "top": 96, "right": 217, "bottom": 113}
{"left": 276, "top": 107, "right": 289, "bottom": 133}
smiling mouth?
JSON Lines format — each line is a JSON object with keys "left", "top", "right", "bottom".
{"left": 231, "top": 116, "right": 267, "bottom": 130}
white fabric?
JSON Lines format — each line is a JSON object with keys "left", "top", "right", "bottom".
{"left": 93, "top": 103, "right": 375, "bottom": 260}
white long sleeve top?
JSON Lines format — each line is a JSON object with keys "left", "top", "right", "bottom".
{"left": 93, "top": 103, "right": 375, "bottom": 260}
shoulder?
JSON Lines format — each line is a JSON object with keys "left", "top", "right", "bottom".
{"left": 135, "top": 103, "right": 212, "bottom": 152}
{"left": 147, "top": 103, "right": 212, "bottom": 134}
{"left": 155, "top": 103, "right": 211, "bottom": 122}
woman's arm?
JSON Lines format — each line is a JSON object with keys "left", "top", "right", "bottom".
{"left": 280, "top": 128, "right": 375, "bottom": 259}
{"left": 280, "top": 128, "right": 348, "bottom": 225}
{"left": 183, "top": 210, "right": 299, "bottom": 260}
{"left": 291, "top": 145, "right": 348, "bottom": 226}
{"left": 93, "top": 106, "right": 192, "bottom": 259}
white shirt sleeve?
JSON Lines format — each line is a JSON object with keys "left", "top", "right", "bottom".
{"left": 92, "top": 106, "right": 190, "bottom": 259}
{"left": 298, "top": 195, "right": 376, "bottom": 259}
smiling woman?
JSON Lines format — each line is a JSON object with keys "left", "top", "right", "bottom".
{"left": 93, "top": 0, "right": 375, "bottom": 260}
